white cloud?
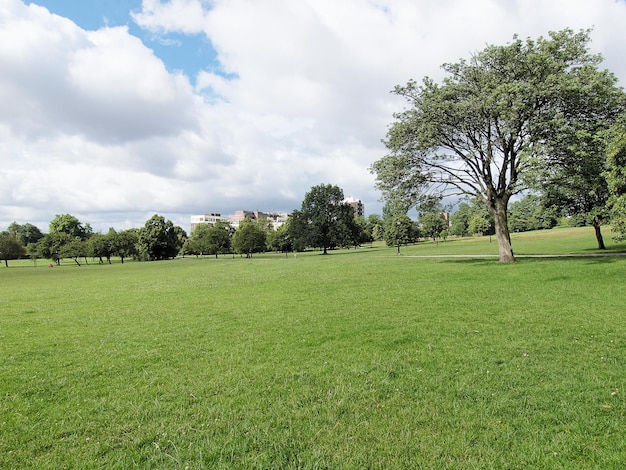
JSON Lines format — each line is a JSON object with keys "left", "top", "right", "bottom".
{"left": 2, "top": 0, "right": 626, "bottom": 232}
{"left": 132, "top": 0, "right": 209, "bottom": 34}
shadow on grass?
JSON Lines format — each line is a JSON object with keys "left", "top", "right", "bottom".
{"left": 439, "top": 254, "right": 626, "bottom": 266}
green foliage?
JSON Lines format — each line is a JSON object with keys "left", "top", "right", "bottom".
{"left": 34, "top": 232, "right": 72, "bottom": 264}
{"left": 231, "top": 218, "right": 267, "bottom": 257}
{"left": 266, "top": 221, "right": 293, "bottom": 253}
{"left": 450, "top": 203, "right": 471, "bottom": 236}
{"left": 290, "top": 184, "right": 359, "bottom": 254}
{"left": 110, "top": 229, "right": 139, "bottom": 263}
{"left": 0, "top": 233, "right": 25, "bottom": 266}
{"left": 450, "top": 199, "right": 495, "bottom": 236}
{"left": 372, "top": 29, "right": 621, "bottom": 262}
{"left": 137, "top": 214, "right": 184, "bottom": 261}
{"left": 60, "top": 238, "right": 88, "bottom": 266}
{"left": 384, "top": 214, "right": 416, "bottom": 247}
{"left": 535, "top": 60, "right": 625, "bottom": 246}
{"left": 419, "top": 212, "right": 447, "bottom": 242}
{"left": 468, "top": 214, "right": 490, "bottom": 235}
{"left": 6, "top": 222, "right": 43, "bottom": 245}
{"left": 49, "top": 214, "right": 92, "bottom": 240}
{"left": 89, "top": 232, "right": 114, "bottom": 264}
{"left": 366, "top": 214, "right": 385, "bottom": 241}
{"left": 508, "top": 194, "right": 558, "bottom": 232}
{"left": 605, "top": 115, "right": 626, "bottom": 241}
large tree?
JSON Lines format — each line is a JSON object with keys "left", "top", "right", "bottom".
{"left": 371, "top": 29, "right": 623, "bottom": 262}
{"left": 536, "top": 63, "right": 625, "bottom": 249}
{"left": 137, "top": 214, "right": 183, "bottom": 261}
{"left": 290, "top": 184, "right": 358, "bottom": 254}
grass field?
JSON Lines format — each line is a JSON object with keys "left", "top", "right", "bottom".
{"left": 1, "top": 227, "right": 625, "bottom": 468}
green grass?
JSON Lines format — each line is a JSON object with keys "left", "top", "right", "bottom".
{"left": 1, "top": 228, "right": 625, "bottom": 468}
{"left": 391, "top": 225, "right": 625, "bottom": 257}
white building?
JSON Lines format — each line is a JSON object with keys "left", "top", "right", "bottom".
{"left": 190, "top": 213, "right": 229, "bottom": 233}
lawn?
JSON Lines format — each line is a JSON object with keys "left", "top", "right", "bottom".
{"left": 1, "top": 227, "right": 625, "bottom": 468}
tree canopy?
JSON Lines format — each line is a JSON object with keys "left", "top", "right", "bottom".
{"left": 49, "top": 214, "right": 92, "bottom": 240}
{"left": 231, "top": 218, "right": 266, "bottom": 257}
{"left": 605, "top": 115, "right": 626, "bottom": 241}
{"left": 290, "top": 184, "right": 359, "bottom": 254}
{"left": 371, "top": 28, "right": 625, "bottom": 262}
{"left": 0, "top": 233, "right": 25, "bottom": 267}
{"left": 137, "top": 214, "right": 185, "bottom": 261}
{"left": 6, "top": 222, "right": 43, "bottom": 245}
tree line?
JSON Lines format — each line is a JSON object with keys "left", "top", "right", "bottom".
{"left": 2, "top": 176, "right": 623, "bottom": 267}
{"left": 0, "top": 186, "right": 373, "bottom": 266}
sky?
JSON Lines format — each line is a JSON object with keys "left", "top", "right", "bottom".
{"left": 2, "top": 0, "right": 626, "bottom": 233}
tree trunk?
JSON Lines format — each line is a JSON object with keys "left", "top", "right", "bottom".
{"left": 490, "top": 198, "right": 516, "bottom": 263}
{"left": 593, "top": 221, "right": 606, "bottom": 250}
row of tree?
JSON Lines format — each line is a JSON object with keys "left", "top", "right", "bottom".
{"left": 2, "top": 183, "right": 616, "bottom": 267}
{"left": 0, "top": 214, "right": 185, "bottom": 267}
{"left": 0, "top": 187, "right": 372, "bottom": 266}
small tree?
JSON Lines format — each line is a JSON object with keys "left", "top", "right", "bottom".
{"left": 384, "top": 214, "right": 415, "bottom": 250}
{"left": 232, "top": 218, "right": 266, "bottom": 258}
{"left": 468, "top": 214, "right": 491, "bottom": 236}
{"left": 508, "top": 194, "right": 558, "bottom": 232}
{"left": 267, "top": 221, "right": 293, "bottom": 254}
{"left": 206, "top": 222, "right": 233, "bottom": 258}
{"left": 0, "top": 233, "right": 25, "bottom": 267}
{"left": 61, "top": 238, "right": 88, "bottom": 266}
{"left": 420, "top": 212, "right": 447, "bottom": 243}
{"left": 90, "top": 232, "right": 115, "bottom": 264}
{"left": 111, "top": 229, "right": 138, "bottom": 263}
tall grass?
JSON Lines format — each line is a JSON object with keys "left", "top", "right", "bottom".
{"left": 1, "top": 228, "right": 625, "bottom": 468}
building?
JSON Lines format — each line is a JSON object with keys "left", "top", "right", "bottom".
{"left": 343, "top": 197, "right": 364, "bottom": 218}
{"left": 190, "top": 212, "right": 229, "bottom": 233}
{"left": 227, "top": 210, "right": 289, "bottom": 230}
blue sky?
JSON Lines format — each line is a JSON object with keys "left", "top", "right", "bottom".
{"left": 3, "top": 0, "right": 626, "bottom": 233}
{"left": 24, "top": 0, "right": 218, "bottom": 81}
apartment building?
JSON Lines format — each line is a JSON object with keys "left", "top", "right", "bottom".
{"left": 227, "top": 210, "right": 289, "bottom": 230}
{"left": 191, "top": 210, "right": 290, "bottom": 232}
{"left": 343, "top": 197, "right": 364, "bottom": 218}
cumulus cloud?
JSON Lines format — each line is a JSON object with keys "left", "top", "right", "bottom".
{"left": 2, "top": 0, "right": 626, "bottom": 232}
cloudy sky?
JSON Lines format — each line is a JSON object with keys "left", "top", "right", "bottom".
{"left": 2, "top": 0, "right": 626, "bottom": 233}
